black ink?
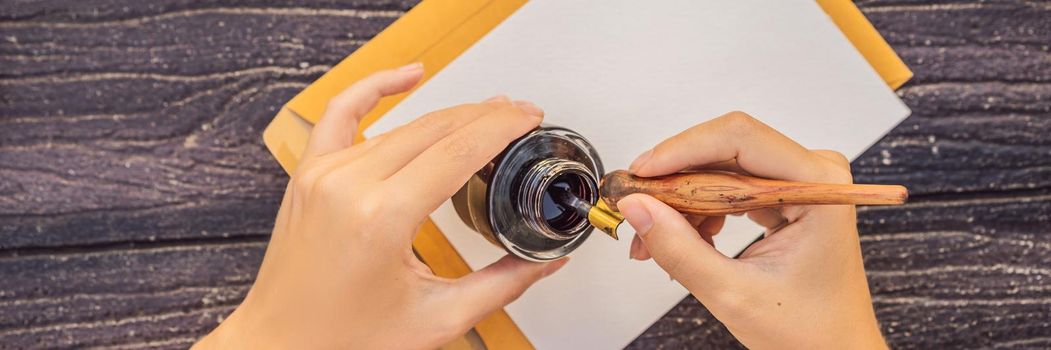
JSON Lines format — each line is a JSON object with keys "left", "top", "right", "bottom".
{"left": 543, "top": 173, "right": 586, "bottom": 232}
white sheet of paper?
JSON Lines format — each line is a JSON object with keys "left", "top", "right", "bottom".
{"left": 366, "top": 0, "right": 910, "bottom": 348}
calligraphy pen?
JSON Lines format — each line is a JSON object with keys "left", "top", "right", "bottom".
{"left": 553, "top": 170, "right": 908, "bottom": 238}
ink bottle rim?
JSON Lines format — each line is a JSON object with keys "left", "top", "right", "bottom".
{"left": 517, "top": 158, "right": 598, "bottom": 241}
{"left": 452, "top": 125, "right": 603, "bottom": 261}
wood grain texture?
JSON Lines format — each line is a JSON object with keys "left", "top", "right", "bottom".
{"left": 0, "top": 1, "right": 413, "bottom": 348}
{"left": 0, "top": 0, "right": 1048, "bottom": 349}
{"left": 599, "top": 170, "right": 908, "bottom": 215}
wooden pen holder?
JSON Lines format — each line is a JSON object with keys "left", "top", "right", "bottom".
{"left": 600, "top": 170, "right": 908, "bottom": 216}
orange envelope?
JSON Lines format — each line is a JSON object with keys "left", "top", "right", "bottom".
{"left": 262, "top": 0, "right": 911, "bottom": 348}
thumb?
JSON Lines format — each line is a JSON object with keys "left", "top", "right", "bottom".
{"left": 450, "top": 255, "right": 568, "bottom": 326}
{"left": 618, "top": 194, "right": 732, "bottom": 293}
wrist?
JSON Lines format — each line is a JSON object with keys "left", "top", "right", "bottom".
{"left": 193, "top": 306, "right": 253, "bottom": 350}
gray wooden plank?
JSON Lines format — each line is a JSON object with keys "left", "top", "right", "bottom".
{"left": 0, "top": 242, "right": 263, "bottom": 348}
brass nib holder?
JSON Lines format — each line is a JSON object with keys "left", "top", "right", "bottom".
{"left": 587, "top": 200, "right": 623, "bottom": 240}
{"left": 549, "top": 184, "right": 622, "bottom": 240}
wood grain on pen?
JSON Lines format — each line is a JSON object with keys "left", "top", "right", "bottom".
{"left": 600, "top": 170, "right": 908, "bottom": 215}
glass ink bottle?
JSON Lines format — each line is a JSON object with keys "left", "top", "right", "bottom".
{"left": 452, "top": 124, "right": 614, "bottom": 261}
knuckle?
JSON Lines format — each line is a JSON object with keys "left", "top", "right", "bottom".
{"left": 723, "top": 110, "right": 756, "bottom": 124}
{"left": 356, "top": 134, "right": 385, "bottom": 150}
{"left": 447, "top": 102, "right": 483, "bottom": 111}
{"left": 491, "top": 109, "right": 542, "bottom": 142}
{"left": 725, "top": 110, "right": 750, "bottom": 117}
{"left": 348, "top": 192, "right": 393, "bottom": 224}
{"left": 412, "top": 112, "right": 457, "bottom": 134}
{"left": 349, "top": 198, "right": 382, "bottom": 221}
{"left": 329, "top": 75, "right": 386, "bottom": 115}
{"left": 827, "top": 166, "right": 854, "bottom": 184}
{"left": 817, "top": 150, "right": 850, "bottom": 167}
{"left": 325, "top": 96, "right": 352, "bottom": 114}
{"left": 441, "top": 134, "right": 479, "bottom": 162}
{"left": 292, "top": 165, "right": 325, "bottom": 196}
{"left": 292, "top": 176, "right": 313, "bottom": 197}
{"left": 813, "top": 151, "right": 853, "bottom": 183}
{"left": 829, "top": 151, "right": 849, "bottom": 165}
{"left": 483, "top": 97, "right": 512, "bottom": 108}
{"left": 313, "top": 170, "right": 346, "bottom": 200}
{"left": 719, "top": 111, "right": 760, "bottom": 135}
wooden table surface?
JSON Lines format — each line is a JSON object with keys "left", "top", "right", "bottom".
{"left": 1, "top": 1, "right": 1048, "bottom": 348}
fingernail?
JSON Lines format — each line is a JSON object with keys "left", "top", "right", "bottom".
{"left": 512, "top": 100, "right": 544, "bottom": 118}
{"left": 542, "top": 257, "right": 570, "bottom": 277}
{"left": 618, "top": 197, "right": 654, "bottom": 237}
{"left": 629, "top": 236, "right": 641, "bottom": 260}
{"left": 398, "top": 62, "right": 424, "bottom": 72}
{"left": 629, "top": 149, "right": 653, "bottom": 174}
{"left": 484, "top": 95, "right": 510, "bottom": 103}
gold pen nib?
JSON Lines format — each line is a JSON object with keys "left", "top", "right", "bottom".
{"left": 549, "top": 185, "right": 624, "bottom": 240}
{"left": 587, "top": 200, "right": 623, "bottom": 240}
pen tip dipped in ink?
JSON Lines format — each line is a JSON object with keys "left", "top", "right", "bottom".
{"left": 589, "top": 201, "right": 623, "bottom": 240}
{"left": 548, "top": 185, "right": 623, "bottom": 240}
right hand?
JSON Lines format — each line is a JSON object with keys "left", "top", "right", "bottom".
{"left": 617, "top": 111, "right": 886, "bottom": 349}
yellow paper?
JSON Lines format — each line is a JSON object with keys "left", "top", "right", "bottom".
{"left": 817, "top": 0, "right": 913, "bottom": 89}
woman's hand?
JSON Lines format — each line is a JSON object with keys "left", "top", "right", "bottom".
{"left": 194, "top": 63, "right": 567, "bottom": 349}
{"left": 618, "top": 111, "right": 886, "bottom": 349}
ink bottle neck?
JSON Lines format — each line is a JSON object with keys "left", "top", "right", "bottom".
{"left": 517, "top": 158, "right": 598, "bottom": 241}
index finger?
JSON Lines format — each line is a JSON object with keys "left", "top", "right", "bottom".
{"left": 630, "top": 111, "right": 844, "bottom": 183}
{"left": 387, "top": 101, "right": 544, "bottom": 220}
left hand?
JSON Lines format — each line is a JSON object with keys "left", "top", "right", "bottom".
{"left": 194, "top": 63, "right": 567, "bottom": 349}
